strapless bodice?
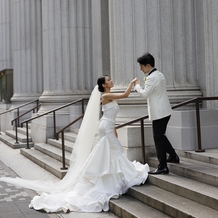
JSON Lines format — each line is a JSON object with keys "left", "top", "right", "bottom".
{"left": 101, "top": 101, "right": 119, "bottom": 123}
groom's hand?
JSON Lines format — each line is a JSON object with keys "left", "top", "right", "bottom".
{"left": 135, "top": 79, "right": 140, "bottom": 85}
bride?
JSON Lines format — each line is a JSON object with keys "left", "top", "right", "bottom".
{"left": 0, "top": 76, "right": 149, "bottom": 213}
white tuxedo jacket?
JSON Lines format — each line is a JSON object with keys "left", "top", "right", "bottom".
{"left": 134, "top": 70, "right": 172, "bottom": 121}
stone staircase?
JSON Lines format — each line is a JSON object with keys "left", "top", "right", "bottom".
{"left": 1, "top": 126, "right": 218, "bottom": 217}
{"left": 109, "top": 149, "right": 218, "bottom": 218}
{"left": 0, "top": 127, "right": 34, "bottom": 149}
{"left": 20, "top": 130, "right": 78, "bottom": 179}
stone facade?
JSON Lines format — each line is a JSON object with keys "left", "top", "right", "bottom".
{"left": 0, "top": 0, "right": 218, "bottom": 161}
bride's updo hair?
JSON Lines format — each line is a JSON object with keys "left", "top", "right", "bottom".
{"left": 97, "top": 75, "right": 107, "bottom": 92}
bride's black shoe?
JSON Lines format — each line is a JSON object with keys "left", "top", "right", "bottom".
{"left": 148, "top": 167, "right": 169, "bottom": 175}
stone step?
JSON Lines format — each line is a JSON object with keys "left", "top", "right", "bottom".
{"left": 20, "top": 148, "right": 67, "bottom": 179}
{"left": 17, "top": 126, "right": 31, "bottom": 135}
{"left": 148, "top": 157, "right": 218, "bottom": 188}
{"left": 34, "top": 142, "right": 71, "bottom": 166}
{"left": 62, "top": 131, "right": 77, "bottom": 143}
{"left": 69, "top": 128, "right": 79, "bottom": 134}
{"left": 127, "top": 183, "right": 218, "bottom": 218}
{"left": 147, "top": 172, "right": 218, "bottom": 211}
{"left": 109, "top": 195, "right": 171, "bottom": 218}
{"left": 47, "top": 138, "right": 74, "bottom": 153}
{"left": 0, "top": 133, "right": 34, "bottom": 149}
{"left": 6, "top": 130, "right": 32, "bottom": 143}
{"left": 176, "top": 149, "right": 218, "bottom": 166}
{"left": 18, "top": 132, "right": 78, "bottom": 179}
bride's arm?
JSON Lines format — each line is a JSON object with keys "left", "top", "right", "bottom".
{"left": 103, "top": 78, "right": 137, "bottom": 100}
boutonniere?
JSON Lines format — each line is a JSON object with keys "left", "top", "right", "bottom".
{"left": 144, "top": 77, "right": 147, "bottom": 82}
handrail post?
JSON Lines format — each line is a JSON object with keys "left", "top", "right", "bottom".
{"left": 37, "top": 100, "right": 39, "bottom": 112}
{"left": 61, "top": 131, "right": 68, "bottom": 170}
{"left": 26, "top": 122, "right": 30, "bottom": 149}
{"left": 195, "top": 98, "right": 205, "bottom": 152}
{"left": 15, "top": 119, "right": 19, "bottom": 144}
{"left": 53, "top": 111, "right": 56, "bottom": 139}
{"left": 17, "top": 108, "right": 20, "bottom": 127}
{"left": 56, "top": 132, "right": 59, "bottom": 140}
{"left": 140, "top": 119, "right": 146, "bottom": 164}
{"left": 82, "top": 99, "right": 84, "bottom": 114}
{"left": 0, "top": 115, "right": 1, "bottom": 135}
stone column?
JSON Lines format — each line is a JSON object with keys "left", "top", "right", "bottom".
{"left": 11, "top": 0, "right": 43, "bottom": 105}
{"left": 167, "top": 0, "right": 218, "bottom": 151}
{"left": 32, "top": 0, "right": 108, "bottom": 142}
{"left": 0, "top": 0, "right": 14, "bottom": 114}
{"left": 195, "top": 0, "right": 218, "bottom": 109}
{"left": 0, "top": 0, "right": 42, "bottom": 132}
{"left": 0, "top": 0, "right": 13, "bottom": 70}
{"left": 109, "top": 0, "right": 202, "bottom": 122}
{"left": 108, "top": 0, "right": 203, "bottom": 161}
{"left": 40, "top": 0, "right": 94, "bottom": 107}
{"left": 0, "top": 0, "right": 13, "bottom": 132}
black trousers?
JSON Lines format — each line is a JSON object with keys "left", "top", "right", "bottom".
{"left": 152, "top": 115, "right": 176, "bottom": 169}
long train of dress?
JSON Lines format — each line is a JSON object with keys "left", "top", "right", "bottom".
{"left": 0, "top": 95, "right": 149, "bottom": 213}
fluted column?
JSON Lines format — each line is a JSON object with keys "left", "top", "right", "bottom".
{"left": 195, "top": 0, "right": 218, "bottom": 108}
{"left": 0, "top": 0, "right": 13, "bottom": 132}
{"left": 11, "top": 0, "right": 43, "bottom": 104}
{"left": 40, "top": 0, "right": 96, "bottom": 106}
{"left": 0, "top": 0, "right": 13, "bottom": 70}
{"left": 31, "top": 0, "right": 108, "bottom": 142}
{"left": 109, "top": 0, "right": 202, "bottom": 121}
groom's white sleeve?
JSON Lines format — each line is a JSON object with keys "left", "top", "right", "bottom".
{"left": 134, "top": 82, "right": 152, "bottom": 99}
{"left": 134, "top": 84, "right": 148, "bottom": 98}
{"left": 134, "top": 84, "right": 141, "bottom": 91}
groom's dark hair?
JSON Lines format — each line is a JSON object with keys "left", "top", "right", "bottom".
{"left": 137, "top": 52, "right": 155, "bottom": 67}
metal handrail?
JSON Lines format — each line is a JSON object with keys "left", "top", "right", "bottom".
{"left": 0, "top": 99, "right": 39, "bottom": 116}
{"left": 0, "top": 99, "right": 39, "bottom": 134}
{"left": 55, "top": 114, "right": 84, "bottom": 169}
{"left": 115, "top": 96, "right": 218, "bottom": 164}
{"left": 56, "top": 115, "right": 84, "bottom": 140}
{"left": 11, "top": 104, "right": 41, "bottom": 144}
{"left": 19, "top": 95, "right": 218, "bottom": 169}
{"left": 55, "top": 96, "right": 203, "bottom": 168}
{"left": 21, "top": 98, "right": 88, "bottom": 149}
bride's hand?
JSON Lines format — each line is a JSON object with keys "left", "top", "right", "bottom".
{"left": 131, "top": 78, "right": 138, "bottom": 84}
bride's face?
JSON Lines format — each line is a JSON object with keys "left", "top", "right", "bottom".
{"left": 104, "top": 76, "right": 114, "bottom": 89}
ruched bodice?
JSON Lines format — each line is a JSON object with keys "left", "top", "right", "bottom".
{"left": 101, "top": 101, "right": 119, "bottom": 124}
{"left": 99, "top": 101, "right": 119, "bottom": 138}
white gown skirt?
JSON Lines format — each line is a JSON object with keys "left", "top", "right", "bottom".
{"left": 29, "top": 119, "right": 150, "bottom": 213}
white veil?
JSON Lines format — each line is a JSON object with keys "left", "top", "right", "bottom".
{"left": 0, "top": 85, "right": 101, "bottom": 193}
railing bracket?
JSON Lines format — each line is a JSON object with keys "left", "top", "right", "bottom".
{"left": 195, "top": 149, "right": 205, "bottom": 152}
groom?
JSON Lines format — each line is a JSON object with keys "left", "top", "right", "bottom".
{"left": 134, "top": 52, "right": 179, "bottom": 174}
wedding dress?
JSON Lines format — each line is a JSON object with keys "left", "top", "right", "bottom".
{"left": 0, "top": 86, "right": 149, "bottom": 213}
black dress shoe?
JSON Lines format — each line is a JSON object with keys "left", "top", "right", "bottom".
{"left": 148, "top": 167, "right": 169, "bottom": 175}
{"left": 167, "top": 155, "right": 180, "bottom": 163}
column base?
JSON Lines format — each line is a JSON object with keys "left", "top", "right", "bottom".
{"left": 167, "top": 109, "right": 218, "bottom": 151}
{"left": 117, "top": 125, "right": 155, "bottom": 163}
